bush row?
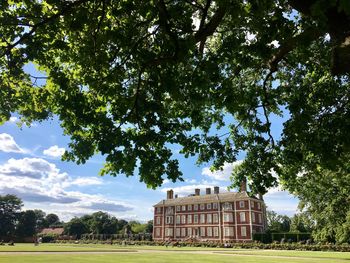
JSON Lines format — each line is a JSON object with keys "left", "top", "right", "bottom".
{"left": 53, "top": 239, "right": 350, "bottom": 252}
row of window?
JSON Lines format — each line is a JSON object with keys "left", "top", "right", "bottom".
{"left": 175, "top": 203, "right": 219, "bottom": 212}
{"left": 157, "top": 201, "right": 262, "bottom": 214}
{"left": 155, "top": 226, "right": 248, "bottom": 237}
{"left": 156, "top": 212, "right": 262, "bottom": 225}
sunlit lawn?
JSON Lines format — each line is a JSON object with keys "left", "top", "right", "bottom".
{"left": 1, "top": 243, "right": 350, "bottom": 263}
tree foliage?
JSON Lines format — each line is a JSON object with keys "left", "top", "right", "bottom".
{"left": 285, "top": 167, "right": 350, "bottom": 243}
{"left": 0, "top": 195, "right": 22, "bottom": 237}
{"left": 1, "top": 1, "right": 350, "bottom": 191}
{"left": 16, "top": 210, "right": 37, "bottom": 237}
{"left": 266, "top": 210, "right": 291, "bottom": 233}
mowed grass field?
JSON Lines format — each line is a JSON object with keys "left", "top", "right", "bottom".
{"left": 1, "top": 243, "right": 350, "bottom": 263}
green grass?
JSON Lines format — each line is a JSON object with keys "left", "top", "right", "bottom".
{"left": 1, "top": 253, "right": 349, "bottom": 263}
{"left": 1, "top": 243, "right": 350, "bottom": 263}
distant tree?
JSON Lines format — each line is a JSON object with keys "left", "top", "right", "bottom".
{"left": 64, "top": 217, "right": 89, "bottom": 239}
{"left": 266, "top": 210, "right": 291, "bottom": 233}
{"left": 16, "top": 210, "right": 37, "bottom": 237}
{"left": 33, "top": 209, "right": 47, "bottom": 230}
{"left": 128, "top": 221, "right": 147, "bottom": 234}
{"left": 285, "top": 168, "right": 350, "bottom": 243}
{"left": 116, "top": 219, "right": 128, "bottom": 233}
{"left": 45, "top": 213, "right": 60, "bottom": 227}
{"left": 290, "top": 212, "right": 314, "bottom": 233}
{"left": 145, "top": 220, "right": 153, "bottom": 234}
{"left": 0, "top": 195, "right": 22, "bottom": 237}
{"left": 89, "top": 212, "right": 118, "bottom": 235}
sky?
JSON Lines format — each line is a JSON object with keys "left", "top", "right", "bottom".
{"left": 0, "top": 112, "right": 299, "bottom": 222}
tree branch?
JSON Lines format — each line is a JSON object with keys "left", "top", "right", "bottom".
{"left": 194, "top": 3, "right": 227, "bottom": 43}
{"left": 268, "top": 27, "right": 323, "bottom": 72}
{"left": 261, "top": 71, "right": 275, "bottom": 147}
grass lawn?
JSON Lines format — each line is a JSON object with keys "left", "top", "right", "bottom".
{"left": 1, "top": 243, "right": 350, "bottom": 263}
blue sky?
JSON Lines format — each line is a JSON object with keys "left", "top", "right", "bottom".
{"left": 0, "top": 112, "right": 299, "bottom": 222}
{"left": 0, "top": 62, "right": 299, "bottom": 222}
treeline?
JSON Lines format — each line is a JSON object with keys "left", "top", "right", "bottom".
{"left": 0, "top": 195, "right": 62, "bottom": 239}
{"left": 64, "top": 212, "right": 153, "bottom": 239}
{"left": 0, "top": 194, "right": 152, "bottom": 240}
{"left": 266, "top": 211, "right": 314, "bottom": 233}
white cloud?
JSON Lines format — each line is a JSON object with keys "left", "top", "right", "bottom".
{"left": 163, "top": 179, "right": 171, "bottom": 184}
{"left": 185, "top": 179, "right": 197, "bottom": 184}
{"left": 0, "top": 157, "right": 133, "bottom": 219}
{"left": 201, "top": 161, "right": 242, "bottom": 181}
{"left": 43, "top": 145, "right": 65, "bottom": 158}
{"left": 63, "top": 177, "right": 103, "bottom": 187}
{"left": 9, "top": 117, "right": 18, "bottom": 123}
{"left": 0, "top": 133, "right": 25, "bottom": 153}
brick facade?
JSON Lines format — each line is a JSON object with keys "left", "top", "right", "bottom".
{"left": 153, "top": 187, "right": 267, "bottom": 242}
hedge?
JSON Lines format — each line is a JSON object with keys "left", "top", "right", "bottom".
{"left": 54, "top": 239, "right": 350, "bottom": 252}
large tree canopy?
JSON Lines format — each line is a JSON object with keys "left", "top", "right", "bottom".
{"left": 1, "top": 0, "right": 350, "bottom": 191}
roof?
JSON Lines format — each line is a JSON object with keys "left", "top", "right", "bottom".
{"left": 39, "top": 227, "right": 64, "bottom": 235}
{"left": 154, "top": 191, "right": 260, "bottom": 207}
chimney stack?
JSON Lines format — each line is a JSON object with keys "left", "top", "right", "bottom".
{"left": 195, "top": 188, "right": 200, "bottom": 196}
{"left": 206, "top": 188, "right": 211, "bottom": 195}
{"left": 175, "top": 194, "right": 178, "bottom": 199}
{"left": 167, "top": 189, "right": 174, "bottom": 199}
{"left": 214, "top": 186, "right": 219, "bottom": 194}
{"left": 258, "top": 192, "right": 263, "bottom": 200}
{"left": 239, "top": 178, "right": 247, "bottom": 192}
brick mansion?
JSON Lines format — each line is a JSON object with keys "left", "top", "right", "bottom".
{"left": 153, "top": 183, "right": 267, "bottom": 242}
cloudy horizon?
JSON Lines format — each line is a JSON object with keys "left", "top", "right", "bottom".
{"left": 0, "top": 120, "right": 298, "bottom": 222}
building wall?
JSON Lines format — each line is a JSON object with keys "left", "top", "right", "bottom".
{"left": 153, "top": 198, "right": 266, "bottom": 242}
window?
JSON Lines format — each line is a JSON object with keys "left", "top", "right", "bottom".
{"left": 224, "top": 227, "right": 234, "bottom": 236}
{"left": 176, "top": 215, "right": 180, "bottom": 224}
{"left": 166, "top": 216, "right": 173, "bottom": 224}
{"left": 213, "top": 203, "right": 218, "bottom": 209}
{"left": 156, "top": 217, "right": 161, "bottom": 225}
{"left": 258, "top": 213, "right": 262, "bottom": 224}
{"left": 181, "top": 228, "right": 186, "bottom": 237}
{"left": 187, "top": 228, "right": 192, "bottom": 236}
{"left": 207, "top": 227, "right": 212, "bottom": 237}
{"left": 187, "top": 204, "right": 192, "bottom": 211}
{"left": 207, "top": 203, "right": 212, "bottom": 210}
{"left": 194, "top": 204, "right": 198, "bottom": 211}
{"left": 213, "top": 213, "right": 219, "bottom": 223}
{"left": 252, "top": 212, "right": 256, "bottom": 223}
{"left": 166, "top": 207, "right": 173, "bottom": 215}
{"left": 200, "top": 214, "right": 205, "bottom": 224}
{"left": 176, "top": 228, "right": 181, "bottom": 237}
{"left": 213, "top": 227, "right": 219, "bottom": 237}
{"left": 224, "top": 213, "right": 233, "bottom": 222}
{"left": 200, "top": 227, "right": 206, "bottom": 237}
{"left": 239, "top": 201, "right": 245, "bottom": 208}
{"left": 155, "top": 228, "right": 160, "bottom": 237}
{"left": 241, "top": 226, "right": 247, "bottom": 237}
{"left": 176, "top": 206, "right": 181, "bottom": 212}
{"left": 182, "top": 205, "right": 186, "bottom": 211}
{"left": 207, "top": 214, "right": 212, "bottom": 223}
{"left": 187, "top": 214, "right": 192, "bottom": 224}
{"left": 194, "top": 214, "right": 198, "bottom": 224}
{"left": 181, "top": 215, "right": 186, "bottom": 224}
{"left": 240, "top": 212, "right": 246, "bottom": 222}
{"left": 251, "top": 201, "right": 255, "bottom": 208}
{"left": 156, "top": 207, "right": 161, "bottom": 213}
{"left": 200, "top": 204, "right": 205, "bottom": 210}
{"left": 223, "top": 202, "right": 232, "bottom": 210}
{"left": 257, "top": 203, "right": 261, "bottom": 209}
{"left": 165, "top": 228, "right": 173, "bottom": 237}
